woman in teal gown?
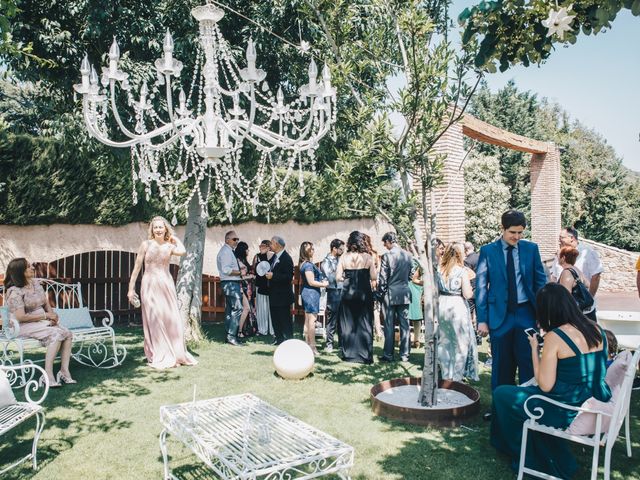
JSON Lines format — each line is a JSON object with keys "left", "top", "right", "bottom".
{"left": 491, "top": 284, "right": 611, "bottom": 479}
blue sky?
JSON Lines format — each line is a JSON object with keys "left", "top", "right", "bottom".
{"left": 452, "top": 2, "right": 640, "bottom": 172}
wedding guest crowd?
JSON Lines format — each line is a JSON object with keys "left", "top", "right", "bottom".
{"left": 10, "top": 204, "right": 616, "bottom": 480}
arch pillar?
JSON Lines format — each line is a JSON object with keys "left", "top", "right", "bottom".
{"left": 530, "top": 145, "right": 561, "bottom": 260}
{"left": 430, "top": 121, "right": 466, "bottom": 244}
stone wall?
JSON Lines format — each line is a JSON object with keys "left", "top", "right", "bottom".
{"left": 0, "top": 218, "right": 393, "bottom": 275}
{"left": 581, "top": 238, "right": 639, "bottom": 293}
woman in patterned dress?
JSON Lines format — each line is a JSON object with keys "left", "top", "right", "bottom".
{"left": 4, "top": 258, "right": 74, "bottom": 387}
{"left": 436, "top": 242, "right": 479, "bottom": 381}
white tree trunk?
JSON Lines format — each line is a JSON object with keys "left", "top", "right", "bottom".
{"left": 418, "top": 188, "right": 441, "bottom": 406}
{"left": 400, "top": 170, "right": 439, "bottom": 406}
{"left": 176, "top": 176, "right": 210, "bottom": 343}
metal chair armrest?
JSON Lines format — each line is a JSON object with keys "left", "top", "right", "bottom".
{"left": 89, "top": 309, "right": 115, "bottom": 327}
{"left": 2, "top": 364, "right": 49, "bottom": 404}
{"left": 524, "top": 394, "right": 613, "bottom": 421}
{"left": 4, "top": 317, "right": 21, "bottom": 339}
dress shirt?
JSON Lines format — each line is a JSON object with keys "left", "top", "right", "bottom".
{"left": 217, "top": 243, "right": 240, "bottom": 281}
{"left": 321, "top": 254, "right": 342, "bottom": 290}
{"left": 500, "top": 239, "right": 528, "bottom": 304}
{"left": 271, "top": 249, "right": 284, "bottom": 268}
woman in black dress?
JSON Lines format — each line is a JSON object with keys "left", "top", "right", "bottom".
{"left": 234, "top": 241, "right": 255, "bottom": 337}
{"left": 336, "top": 231, "right": 377, "bottom": 364}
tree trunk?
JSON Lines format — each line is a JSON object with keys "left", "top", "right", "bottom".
{"left": 176, "top": 176, "right": 210, "bottom": 343}
{"left": 399, "top": 170, "right": 438, "bottom": 406}
{"left": 418, "top": 184, "right": 440, "bottom": 406}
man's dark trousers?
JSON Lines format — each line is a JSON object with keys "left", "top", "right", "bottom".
{"left": 270, "top": 305, "right": 292, "bottom": 343}
{"left": 382, "top": 303, "right": 410, "bottom": 359}
{"left": 490, "top": 302, "right": 535, "bottom": 390}
{"left": 324, "top": 288, "right": 341, "bottom": 348}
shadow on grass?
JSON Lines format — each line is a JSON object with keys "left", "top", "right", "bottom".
{"left": 0, "top": 327, "right": 178, "bottom": 478}
{"left": 378, "top": 429, "right": 512, "bottom": 479}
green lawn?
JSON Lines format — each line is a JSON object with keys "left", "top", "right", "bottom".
{"left": 2, "top": 323, "right": 639, "bottom": 479}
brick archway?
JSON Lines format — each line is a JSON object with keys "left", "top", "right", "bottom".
{"left": 423, "top": 113, "right": 561, "bottom": 260}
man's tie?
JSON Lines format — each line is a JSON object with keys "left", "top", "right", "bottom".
{"left": 506, "top": 245, "right": 518, "bottom": 313}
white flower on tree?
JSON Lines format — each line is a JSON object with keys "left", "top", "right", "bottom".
{"left": 541, "top": 5, "right": 576, "bottom": 40}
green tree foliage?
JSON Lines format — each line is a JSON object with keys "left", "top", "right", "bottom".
{"left": 464, "top": 153, "right": 510, "bottom": 246}
{"left": 459, "top": 1, "right": 640, "bottom": 71}
{"left": 469, "top": 81, "right": 640, "bottom": 251}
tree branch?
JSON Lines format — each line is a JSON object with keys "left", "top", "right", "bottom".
{"left": 304, "top": 0, "right": 365, "bottom": 108}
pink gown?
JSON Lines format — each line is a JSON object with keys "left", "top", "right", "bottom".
{"left": 141, "top": 240, "right": 197, "bottom": 369}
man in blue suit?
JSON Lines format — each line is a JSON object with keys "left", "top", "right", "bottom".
{"left": 476, "top": 210, "right": 547, "bottom": 392}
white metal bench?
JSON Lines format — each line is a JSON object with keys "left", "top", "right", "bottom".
{"left": 0, "top": 278, "right": 127, "bottom": 372}
{"left": 159, "top": 393, "right": 354, "bottom": 480}
{"left": 517, "top": 349, "right": 640, "bottom": 480}
{"left": 0, "top": 363, "right": 49, "bottom": 475}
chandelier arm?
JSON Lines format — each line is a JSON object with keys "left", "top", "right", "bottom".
{"left": 165, "top": 74, "right": 178, "bottom": 130}
{"left": 109, "top": 82, "right": 139, "bottom": 139}
{"left": 144, "top": 120, "right": 203, "bottom": 152}
{"left": 234, "top": 121, "right": 326, "bottom": 151}
{"left": 83, "top": 103, "right": 192, "bottom": 148}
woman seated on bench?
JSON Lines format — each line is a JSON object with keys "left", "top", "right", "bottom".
{"left": 4, "top": 258, "right": 75, "bottom": 387}
{"left": 491, "top": 283, "right": 610, "bottom": 478}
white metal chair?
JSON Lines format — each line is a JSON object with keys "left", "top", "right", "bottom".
{"left": 517, "top": 349, "right": 640, "bottom": 480}
{"left": 0, "top": 363, "right": 49, "bottom": 475}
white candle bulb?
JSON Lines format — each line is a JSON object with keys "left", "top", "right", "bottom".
{"left": 308, "top": 59, "right": 318, "bottom": 82}
{"left": 139, "top": 81, "right": 148, "bottom": 108}
{"left": 246, "top": 38, "right": 256, "bottom": 75}
{"left": 90, "top": 65, "right": 99, "bottom": 85}
{"left": 322, "top": 64, "right": 331, "bottom": 83}
{"left": 109, "top": 37, "right": 120, "bottom": 61}
{"left": 322, "top": 64, "right": 332, "bottom": 94}
{"left": 164, "top": 29, "right": 174, "bottom": 53}
{"left": 80, "top": 54, "right": 90, "bottom": 76}
{"left": 164, "top": 29, "right": 174, "bottom": 71}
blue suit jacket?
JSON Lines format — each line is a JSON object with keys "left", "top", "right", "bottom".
{"left": 475, "top": 239, "right": 547, "bottom": 331}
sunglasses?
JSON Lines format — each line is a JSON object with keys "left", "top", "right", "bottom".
{"left": 231, "top": 237, "right": 239, "bottom": 241}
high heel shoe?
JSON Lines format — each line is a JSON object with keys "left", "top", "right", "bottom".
{"left": 40, "top": 375, "right": 61, "bottom": 388}
{"left": 56, "top": 372, "right": 77, "bottom": 385}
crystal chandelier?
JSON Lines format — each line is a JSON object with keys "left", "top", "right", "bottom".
{"left": 74, "top": 3, "right": 337, "bottom": 222}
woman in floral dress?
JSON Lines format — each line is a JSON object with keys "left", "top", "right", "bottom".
{"left": 4, "top": 258, "right": 74, "bottom": 387}
{"left": 436, "top": 242, "right": 479, "bottom": 382}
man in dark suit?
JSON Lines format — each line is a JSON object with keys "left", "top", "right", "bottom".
{"left": 476, "top": 210, "right": 547, "bottom": 391}
{"left": 265, "top": 235, "right": 295, "bottom": 345}
{"left": 377, "top": 232, "right": 413, "bottom": 362}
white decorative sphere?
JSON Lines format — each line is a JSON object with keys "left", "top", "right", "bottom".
{"left": 273, "top": 340, "right": 315, "bottom": 380}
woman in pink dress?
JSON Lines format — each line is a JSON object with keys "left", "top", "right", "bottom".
{"left": 4, "top": 258, "right": 75, "bottom": 387}
{"left": 128, "top": 216, "right": 197, "bottom": 369}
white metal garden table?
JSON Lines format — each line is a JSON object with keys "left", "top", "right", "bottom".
{"left": 159, "top": 393, "right": 354, "bottom": 480}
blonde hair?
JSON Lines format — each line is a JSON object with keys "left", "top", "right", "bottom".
{"left": 298, "top": 241, "right": 314, "bottom": 265}
{"left": 439, "top": 242, "right": 465, "bottom": 280}
{"left": 147, "top": 216, "right": 174, "bottom": 241}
